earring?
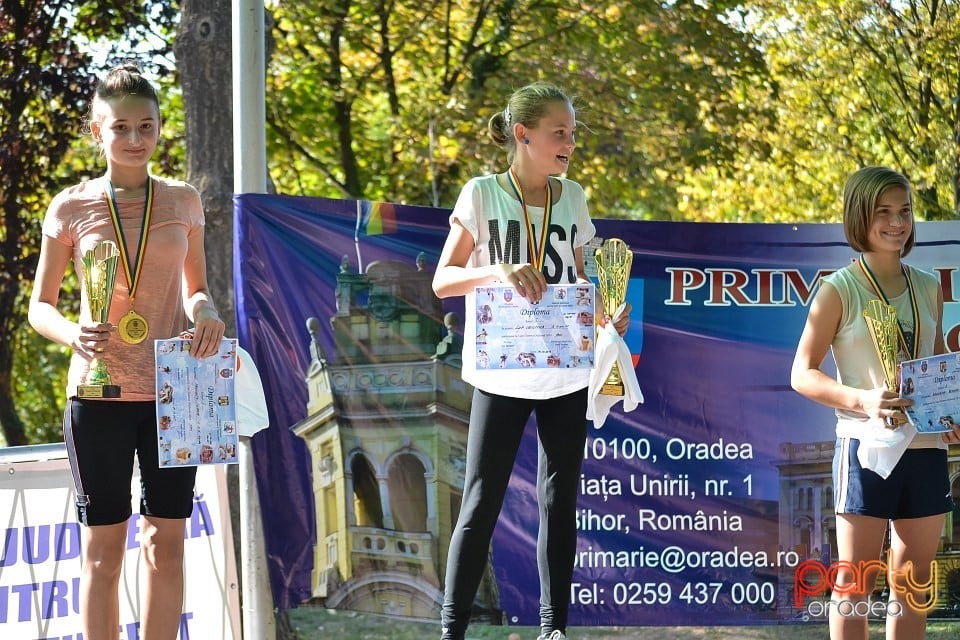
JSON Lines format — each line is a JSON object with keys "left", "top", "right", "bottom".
{"left": 523, "top": 139, "right": 529, "bottom": 144}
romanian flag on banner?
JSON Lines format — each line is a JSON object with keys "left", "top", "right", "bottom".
{"left": 358, "top": 200, "right": 398, "bottom": 236}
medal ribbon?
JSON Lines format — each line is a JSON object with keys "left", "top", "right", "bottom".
{"left": 858, "top": 255, "right": 920, "bottom": 359}
{"left": 105, "top": 178, "right": 154, "bottom": 306}
{"left": 506, "top": 168, "right": 552, "bottom": 270}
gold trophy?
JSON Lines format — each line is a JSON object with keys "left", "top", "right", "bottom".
{"left": 863, "top": 299, "right": 901, "bottom": 427}
{"left": 595, "top": 238, "right": 633, "bottom": 395}
{"left": 76, "top": 241, "right": 121, "bottom": 398}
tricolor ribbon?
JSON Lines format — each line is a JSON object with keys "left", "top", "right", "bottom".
{"left": 506, "top": 168, "right": 552, "bottom": 270}
{"left": 105, "top": 177, "right": 154, "bottom": 306}
{"left": 858, "top": 255, "right": 920, "bottom": 359}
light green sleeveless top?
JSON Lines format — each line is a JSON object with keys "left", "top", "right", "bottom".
{"left": 823, "top": 263, "right": 942, "bottom": 449}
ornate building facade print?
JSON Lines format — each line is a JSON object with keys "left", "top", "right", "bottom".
{"left": 291, "top": 256, "right": 499, "bottom": 620}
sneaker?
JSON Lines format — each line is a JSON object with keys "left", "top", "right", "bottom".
{"left": 537, "top": 632, "right": 567, "bottom": 640}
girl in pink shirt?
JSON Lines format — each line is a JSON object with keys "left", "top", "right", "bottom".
{"left": 28, "top": 63, "right": 224, "bottom": 640}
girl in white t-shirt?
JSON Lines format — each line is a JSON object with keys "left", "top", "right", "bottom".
{"left": 433, "top": 82, "right": 630, "bottom": 640}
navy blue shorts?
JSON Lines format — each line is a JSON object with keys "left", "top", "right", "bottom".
{"left": 833, "top": 438, "right": 951, "bottom": 519}
{"left": 64, "top": 399, "right": 197, "bottom": 526}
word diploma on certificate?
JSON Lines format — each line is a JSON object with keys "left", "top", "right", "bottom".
{"left": 474, "top": 284, "right": 595, "bottom": 370}
{"left": 899, "top": 353, "right": 960, "bottom": 434}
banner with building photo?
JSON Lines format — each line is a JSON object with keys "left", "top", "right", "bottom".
{"left": 234, "top": 192, "right": 960, "bottom": 626}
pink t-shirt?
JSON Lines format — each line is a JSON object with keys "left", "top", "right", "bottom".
{"left": 42, "top": 176, "right": 205, "bottom": 400}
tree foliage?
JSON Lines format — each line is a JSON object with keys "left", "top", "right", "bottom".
{"left": 6, "top": 1, "right": 960, "bottom": 447}
{"left": 264, "top": 1, "right": 771, "bottom": 219}
{"left": 0, "top": 1, "right": 177, "bottom": 445}
{"left": 680, "top": 0, "right": 960, "bottom": 222}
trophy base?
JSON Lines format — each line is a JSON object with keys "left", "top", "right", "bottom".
{"left": 77, "top": 384, "right": 121, "bottom": 399}
{"left": 599, "top": 382, "right": 625, "bottom": 396}
{"left": 885, "top": 414, "right": 908, "bottom": 429}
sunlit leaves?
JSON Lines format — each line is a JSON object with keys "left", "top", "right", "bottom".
{"left": 264, "top": 1, "right": 770, "bottom": 219}
{"left": 682, "top": 0, "right": 960, "bottom": 222}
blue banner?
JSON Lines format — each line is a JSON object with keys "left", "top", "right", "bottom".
{"left": 234, "top": 193, "right": 960, "bottom": 625}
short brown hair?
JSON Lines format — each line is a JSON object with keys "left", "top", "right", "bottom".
{"left": 842, "top": 166, "right": 915, "bottom": 257}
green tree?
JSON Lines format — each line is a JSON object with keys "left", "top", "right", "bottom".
{"left": 548, "top": 2, "right": 773, "bottom": 220}
{"left": 679, "top": 0, "right": 960, "bottom": 222}
{"left": 264, "top": 1, "right": 770, "bottom": 218}
{"left": 0, "top": 1, "right": 177, "bottom": 445}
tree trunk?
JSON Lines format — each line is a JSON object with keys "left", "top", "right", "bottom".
{"left": 0, "top": 373, "right": 28, "bottom": 446}
{"left": 0, "top": 274, "right": 28, "bottom": 446}
{"left": 174, "top": 4, "right": 295, "bottom": 639}
{"left": 173, "top": 0, "right": 236, "bottom": 337}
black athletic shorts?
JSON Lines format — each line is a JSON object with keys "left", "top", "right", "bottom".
{"left": 64, "top": 399, "right": 197, "bottom": 526}
{"left": 834, "top": 438, "right": 951, "bottom": 519}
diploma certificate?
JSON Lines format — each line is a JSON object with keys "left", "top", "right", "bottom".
{"left": 474, "top": 284, "right": 595, "bottom": 370}
{"left": 899, "top": 353, "right": 960, "bottom": 434}
{"left": 155, "top": 338, "right": 239, "bottom": 466}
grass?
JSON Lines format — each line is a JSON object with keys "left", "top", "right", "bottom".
{"left": 287, "top": 607, "right": 960, "bottom": 639}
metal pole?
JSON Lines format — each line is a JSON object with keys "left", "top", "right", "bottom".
{"left": 233, "top": 0, "right": 267, "bottom": 194}
{"left": 232, "top": 1, "right": 272, "bottom": 639}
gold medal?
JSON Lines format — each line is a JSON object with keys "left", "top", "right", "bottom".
{"left": 118, "top": 309, "right": 149, "bottom": 344}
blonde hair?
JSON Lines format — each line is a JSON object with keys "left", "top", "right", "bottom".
{"left": 487, "top": 82, "right": 573, "bottom": 162}
{"left": 842, "top": 166, "right": 915, "bottom": 257}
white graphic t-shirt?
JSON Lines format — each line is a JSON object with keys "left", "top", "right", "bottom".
{"left": 452, "top": 174, "right": 596, "bottom": 399}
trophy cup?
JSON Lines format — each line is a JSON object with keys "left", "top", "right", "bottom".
{"left": 76, "top": 241, "right": 121, "bottom": 398}
{"left": 595, "top": 239, "right": 633, "bottom": 395}
{"left": 863, "top": 299, "right": 901, "bottom": 427}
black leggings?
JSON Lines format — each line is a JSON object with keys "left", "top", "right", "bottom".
{"left": 441, "top": 387, "right": 588, "bottom": 639}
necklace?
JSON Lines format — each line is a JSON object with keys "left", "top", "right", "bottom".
{"left": 105, "top": 177, "right": 154, "bottom": 345}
